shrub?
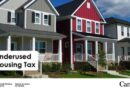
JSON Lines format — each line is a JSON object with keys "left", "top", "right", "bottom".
{"left": 98, "top": 50, "right": 107, "bottom": 67}
{"left": 60, "top": 64, "right": 71, "bottom": 73}
{"left": 117, "top": 61, "right": 130, "bottom": 71}
{"left": 42, "top": 63, "right": 62, "bottom": 73}
{"left": 74, "top": 62, "right": 96, "bottom": 72}
{"left": 0, "top": 71, "right": 17, "bottom": 76}
{"left": 108, "top": 63, "right": 118, "bottom": 70}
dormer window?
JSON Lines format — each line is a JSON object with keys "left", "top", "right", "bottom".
{"left": 87, "top": 2, "right": 91, "bottom": 9}
{"left": 7, "top": 11, "right": 16, "bottom": 24}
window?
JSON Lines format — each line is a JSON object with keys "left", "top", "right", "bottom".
{"left": 95, "top": 23, "right": 100, "bottom": 34}
{"left": 128, "top": 47, "right": 130, "bottom": 55}
{"left": 127, "top": 28, "right": 130, "bottom": 37}
{"left": 7, "top": 11, "right": 16, "bottom": 24}
{"left": 43, "top": 14, "right": 51, "bottom": 25}
{"left": 77, "top": 19, "right": 82, "bottom": 31}
{"left": 36, "top": 41, "right": 46, "bottom": 53}
{"left": 86, "top": 21, "right": 91, "bottom": 33}
{"left": 32, "top": 12, "right": 41, "bottom": 24}
{"left": 87, "top": 2, "right": 91, "bottom": 9}
{"left": 121, "top": 26, "right": 124, "bottom": 36}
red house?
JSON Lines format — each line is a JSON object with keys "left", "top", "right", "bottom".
{"left": 56, "top": 0, "right": 116, "bottom": 71}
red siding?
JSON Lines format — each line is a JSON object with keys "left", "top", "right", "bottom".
{"left": 74, "top": 0, "right": 101, "bottom": 21}
{"left": 82, "top": 20, "right": 86, "bottom": 32}
{"left": 72, "top": 0, "right": 104, "bottom": 35}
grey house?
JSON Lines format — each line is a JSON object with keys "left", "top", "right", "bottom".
{"left": 0, "top": 0, "right": 65, "bottom": 66}
{"left": 105, "top": 17, "right": 130, "bottom": 63}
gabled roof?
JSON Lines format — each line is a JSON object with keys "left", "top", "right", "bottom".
{"left": 56, "top": 0, "right": 84, "bottom": 16}
{"left": 56, "top": 0, "right": 106, "bottom": 23}
{"left": 0, "top": 0, "right": 29, "bottom": 10}
{"left": 106, "top": 17, "right": 130, "bottom": 26}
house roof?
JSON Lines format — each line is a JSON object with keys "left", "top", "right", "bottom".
{"left": 56, "top": 0, "right": 84, "bottom": 16}
{"left": 106, "top": 17, "right": 130, "bottom": 26}
{"left": 77, "top": 32, "right": 114, "bottom": 39}
{"left": 0, "top": 23, "right": 66, "bottom": 39}
{"left": 0, "top": 0, "right": 29, "bottom": 10}
{"left": 118, "top": 38, "right": 130, "bottom": 42}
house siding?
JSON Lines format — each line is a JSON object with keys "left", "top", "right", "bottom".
{"left": 26, "top": 10, "right": 55, "bottom": 31}
{"left": 0, "top": 9, "right": 9, "bottom": 24}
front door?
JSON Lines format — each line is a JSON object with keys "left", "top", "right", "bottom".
{"left": 121, "top": 47, "right": 125, "bottom": 60}
{"left": 11, "top": 42, "right": 17, "bottom": 51}
{"left": 75, "top": 43, "right": 83, "bottom": 61}
{"left": 88, "top": 42, "right": 93, "bottom": 56}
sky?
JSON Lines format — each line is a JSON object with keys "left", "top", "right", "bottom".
{"left": 51, "top": 0, "right": 130, "bottom": 22}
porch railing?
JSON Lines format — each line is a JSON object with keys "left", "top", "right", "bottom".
{"left": 74, "top": 53, "right": 85, "bottom": 62}
{"left": 38, "top": 53, "right": 60, "bottom": 62}
{"left": 118, "top": 56, "right": 130, "bottom": 61}
{"left": 106, "top": 54, "right": 113, "bottom": 60}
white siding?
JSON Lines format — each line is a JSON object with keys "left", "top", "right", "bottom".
{"left": 117, "top": 25, "right": 130, "bottom": 40}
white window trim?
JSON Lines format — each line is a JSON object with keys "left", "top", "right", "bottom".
{"left": 43, "top": 12, "right": 50, "bottom": 26}
{"left": 34, "top": 11, "right": 41, "bottom": 25}
{"left": 76, "top": 18, "right": 82, "bottom": 32}
{"left": 87, "top": 2, "right": 91, "bottom": 9}
{"left": 95, "top": 22, "right": 100, "bottom": 34}
{"left": 86, "top": 20, "right": 92, "bottom": 33}
{"left": 36, "top": 40, "right": 47, "bottom": 54}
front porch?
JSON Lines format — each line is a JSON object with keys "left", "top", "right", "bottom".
{"left": 72, "top": 32, "right": 116, "bottom": 71}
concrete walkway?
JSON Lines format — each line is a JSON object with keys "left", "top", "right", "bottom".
{"left": 107, "top": 71, "right": 130, "bottom": 78}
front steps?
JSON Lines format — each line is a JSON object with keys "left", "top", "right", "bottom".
{"left": 24, "top": 71, "right": 48, "bottom": 78}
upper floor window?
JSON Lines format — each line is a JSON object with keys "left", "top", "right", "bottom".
{"left": 43, "top": 14, "right": 51, "bottom": 26}
{"left": 121, "top": 26, "right": 124, "bottom": 36}
{"left": 77, "top": 19, "right": 82, "bottom": 32}
{"left": 32, "top": 11, "right": 41, "bottom": 24}
{"left": 7, "top": 11, "right": 16, "bottom": 24}
{"left": 127, "top": 28, "right": 130, "bottom": 37}
{"left": 87, "top": 2, "right": 91, "bottom": 9}
{"left": 86, "top": 21, "right": 91, "bottom": 33}
{"left": 95, "top": 23, "right": 100, "bottom": 34}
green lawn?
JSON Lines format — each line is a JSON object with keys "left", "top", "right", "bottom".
{"left": 119, "top": 70, "right": 130, "bottom": 76}
{"left": 47, "top": 72, "right": 124, "bottom": 78}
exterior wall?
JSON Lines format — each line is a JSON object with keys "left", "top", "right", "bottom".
{"left": 26, "top": 10, "right": 55, "bottom": 31}
{"left": 56, "top": 19, "right": 70, "bottom": 64}
{"left": 104, "top": 24, "right": 117, "bottom": 39}
{"left": 72, "top": 0, "right": 104, "bottom": 35}
{"left": 74, "top": 0, "right": 101, "bottom": 21}
{"left": 117, "top": 24, "right": 130, "bottom": 40}
{"left": 0, "top": 9, "right": 9, "bottom": 24}
{"left": 25, "top": 0, "right": 56, "bottom": 31}
{"left": 0, "top": 37, "right": 7, "bottom": 50}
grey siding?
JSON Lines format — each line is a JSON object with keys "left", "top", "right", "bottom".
{"left": 0, "top": 37, "right": 7, "bottom": 50}
{"left": 26, "top": 10, "right": 55, "bottom": 31}
{"left": 27, "top": 0, "right": 55, "bottom": 13}
{"left": 0, "top": 9, "right": 8, "bottom": 24}
{"left": 104, "top": 24, "right": 117, "bottom": 39}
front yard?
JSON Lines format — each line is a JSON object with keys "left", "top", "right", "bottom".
{"left": 119, "top": 70, "right": 130, "bottom": 76}
{"left": 46, "top": 72, "right": 124, "bottom": 78}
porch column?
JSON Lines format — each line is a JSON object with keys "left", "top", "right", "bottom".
{"left": 32, "top": 37, "right": 36, "bottom": 51}
{"left": 112, "top": 42, "right": 116, "bottom": 61}
{"left": 85, "top": 40, "right": 88, "bottom": 61}
{"left": 7, "top": 35, "right": 11, "bottom": 51}
{"left": 95, "top": 41, "right": 98, "bottom": 72}
{"left": 104, "top": 42, "right": 108, "bottom": 70}
{"left": 59, "top": 39, "right": 62, "bottom": 63}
